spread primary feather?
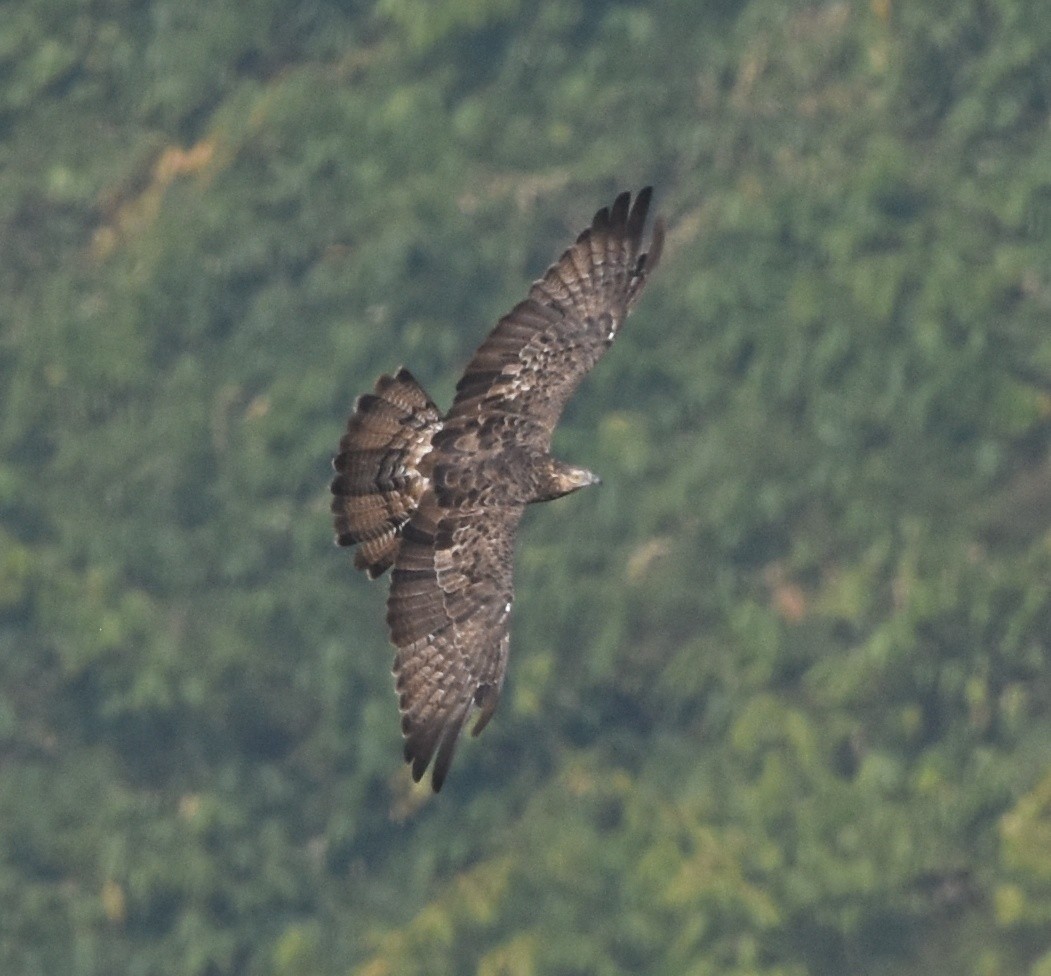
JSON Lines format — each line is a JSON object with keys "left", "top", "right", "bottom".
{"left": 331, "top": 188, "right": 664, "bottom": 791}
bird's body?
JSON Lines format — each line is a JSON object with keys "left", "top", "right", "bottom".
{"left": 331, "top": 188, "right": 664, "bottom": 790}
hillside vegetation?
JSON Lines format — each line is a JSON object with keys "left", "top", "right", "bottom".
{"left": 2, "top": 0, "right": 1050, "bottom": 973}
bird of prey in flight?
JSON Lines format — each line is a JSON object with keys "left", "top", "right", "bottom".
{"left": 331, "top": 188, "right": 664, "bottom": 790}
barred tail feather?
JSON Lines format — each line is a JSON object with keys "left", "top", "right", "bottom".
{"left": 330, "top": 368, "right": 442, "bottom": 578}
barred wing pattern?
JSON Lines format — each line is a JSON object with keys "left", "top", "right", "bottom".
{"left": 447, "top": 188, "right": 664, "bottom": 451}
{"left": 330, "top": 369, "right": 442, "bottom": 578}
{"left": 333, "top": 189, "right": 663, "bottom": 791}
{"left": 387, "top": 494, "right": 521, "bottom": 791}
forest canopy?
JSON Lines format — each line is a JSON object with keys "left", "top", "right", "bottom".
{"left": 2, "top": 0, "right": 1050, "bottom": 974}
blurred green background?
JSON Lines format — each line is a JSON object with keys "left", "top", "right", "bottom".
{"left": 3, "top": 0, "right": 1051, "bottom": 973}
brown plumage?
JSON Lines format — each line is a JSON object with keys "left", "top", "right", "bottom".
{"left": 331, "top": 188, "right": 664, "bottom": 791}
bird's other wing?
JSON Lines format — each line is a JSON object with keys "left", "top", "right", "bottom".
{"left": 386, "top": 492, "right": 524, "bottom": 791}
{"left": 445, "top": 187, "right": 664, "bottom": 451}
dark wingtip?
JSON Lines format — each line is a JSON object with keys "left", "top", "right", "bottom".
{"left": 402, "top": 716, "right": 446, "bottom": 790}
{"left": 406, "top": 737, "right": 431, "bottom": 782}
{"left": 625, "top": 186, "right": 653, "bottom": 242}
{"left": 401, "top": 705, "right": 471, "bottom": 793}
{"left": 353, "top": 392, "right": 381, "bottom": 415}
{"left": 430, "top": 721, "right": 463, "bottom": 792}
{"left": 609, "top": 190, "right": 632, "bottom": 229}
{"left": 644, "top": 215, "right": 666, "bottom": 274}
{"left": 470, "top": 681, "right": 501, "bottom": 737}
{"left": 623, "top": 189, "right": 664, "bottom": 309}
{"left": 430, "top": 760, "right": 448, "bottom": 793}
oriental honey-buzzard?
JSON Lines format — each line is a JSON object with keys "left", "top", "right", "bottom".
{"left": 331, "top": 188, "right": 664, "bottom": 790}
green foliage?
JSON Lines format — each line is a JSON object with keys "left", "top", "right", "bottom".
{"left": 2, "top": 0, "right": 1050, "bottom": 973}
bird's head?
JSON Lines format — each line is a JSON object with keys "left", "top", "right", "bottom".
{"left": 535, "top": 459, "right": 601, "bottom": 502}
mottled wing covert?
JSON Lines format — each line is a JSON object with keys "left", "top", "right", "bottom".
{"left": 447, "top": 187, "right": 665, "bottom": 450}
{"left": 331, "top": 188, "right": 665, "bottom": 792}
{"left": 386, "top": 494, "right": 523, "bottom": 791}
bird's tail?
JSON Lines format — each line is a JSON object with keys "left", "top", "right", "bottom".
{"left": 330, "top": 368, "right": 442, "bottom": 578}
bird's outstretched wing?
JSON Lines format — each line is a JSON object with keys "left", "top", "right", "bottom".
{"left": 349, "top": 189, "right": 664, "bottom": 791}
{"left": 445, "top": 187, "right": 664, "bottom": 451}
{"left": 386, "top": 492, "right": 522, "bottom": 791}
